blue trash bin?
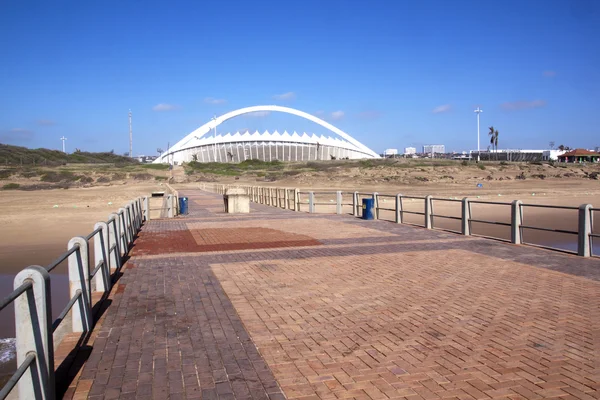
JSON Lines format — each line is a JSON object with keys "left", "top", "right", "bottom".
{"left": 362, "top": 198, "right": 374, "bottom": 220}
{"left": 179, "top": 197, "right": 188, "bottom": 215}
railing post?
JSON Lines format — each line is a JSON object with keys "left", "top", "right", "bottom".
{"left": 68, "top": 237, "right": 92, "bottom": 333}
{"left": 578, "top": 204, "right": 592, "bottom": 257}
{"left": 395, "top": 194, "right": 403, "bottom": 224}
{"left": 294, "top": 188, "right": 299, "bottom": 211}
{"left": 309, "top": 191, "right": 315, "bottom": 213}
{"left": 425, "top": 195, "right": 433, "bottom": 229}
{"left": 511, "top": 200, "right": 523, "bottom": 244}
{"left": 94, "top": 222, "right": 110, "bottom": 292}
{"left": 126, "top": 203, "right": 134, "bottom": 244}
{"left": 14, "top": 265, "right": 55, "bottom": 400}
{"left": 167, "top": 195, "right": 174, "bottom": 218}
{"left": 336, "top": 191, "right": 342, "bottom": 214}
{"left": 461, "top": 198, "right": 471, "bottom": 236}
{"left": 373, "top": 192, "right": 379, "bottom": 220}
{"left": 117, "top": 209, "right": 128, "bottom": 255}
{"left": 353, "top": 191, "right": 359, "bottom": 217}
{"left": 143, "top": 196, "right": 149, "bottom": 221}
{"left": 284, "top": 188, "right": 289, "bottom": 210}
{"left": 107, "top": 214, "right": 121, "bottom": 273}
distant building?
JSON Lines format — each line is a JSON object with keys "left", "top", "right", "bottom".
{"left": 384, "top": 149, "right": 398, "bottom": 157}
{"left": 423, "top": 144, "right": 445, "bottom": 154}
{"left": 557, "top": 149, "right": 600, "bottom": 163}
{"left": 404, "top": 147, "right": 416, "bottom": 155}
{"left": 136, "top": 155, "right": 158, "bottom": 163}
{"left": 542, "top": 150, "right": 566, "bottom": 161}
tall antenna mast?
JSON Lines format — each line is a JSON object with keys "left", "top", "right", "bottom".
{"left": 128, "top": 109, "right": 133, "bottom": 157}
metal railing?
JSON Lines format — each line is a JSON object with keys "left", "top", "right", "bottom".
{"left": 0, "top": 197, "right": 147, "bottom": 400}
{"left": 203, "top": 183, "right": 597, "bottom": 259}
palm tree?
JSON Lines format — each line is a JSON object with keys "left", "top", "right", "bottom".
{"left": 558, "top": 144, "right": 565, "bottom": 151}
{"left": 488, "top": 126, "right": 499, "bottom": 160}
{"left": 549, "top": 141, "right": 555, "bottom": 150}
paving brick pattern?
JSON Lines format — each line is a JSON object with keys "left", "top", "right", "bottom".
{"left": 213, "top": 250, "right": 600, "bottom": 400}
{"left": 68, "top": 190, "right": 600, "bottom": 399}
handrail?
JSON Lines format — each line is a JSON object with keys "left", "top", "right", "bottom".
{"left": 520, "top": 225, "right": 578, "bottom": 235}
{"left": 0, "top": 353, "right": 36, "bottom": 400}
{"left": 469, "top": 200, "right": 511, "bottom": 205}
{"left": 0, "top": 195, "right": 148, "bottom": 399}
{"left": 431, "top": 197, "right": 462, "bottom": 203}
{"left": 0, "top": 281, "right": 32, "bottom": 312}
{"left": 84, "top": 226, "right": 102, "bottom": 241}
{"left": 207, "top": 183, "right": 596, "bottom": 258}
{"left": 520, "top": 203, "right": 579, "bottom": 210}
{"left": 469, "top": 218, "right": 511, "bottom": 227}
{"left": 46, "top": 244, "right": 80, "bottom": 273}
{"left": 52, "top": 290, "right": 82, "bottom": 333}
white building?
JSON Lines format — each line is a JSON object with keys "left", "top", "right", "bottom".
{"left": 423, "top": 144, "right": 445, "bottom": 154}
{"left": 404, "top": 147, "right": 416, "bottom": 155}
{"left": 384, "top": 149, "right": 398, "bottom": 157}
{"left": 154, "top": 105, "right": 379, "bottom": 164}
{"left": 542, "top": 150, "right": 566, "bottom": 161}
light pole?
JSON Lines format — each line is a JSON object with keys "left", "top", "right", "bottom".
{"left": 60, "top": 136, "right": 67, "bottom": 153}
{"left": 474, "top": 107, "right": 483, "bottom": 161}
{"left": 212, "top": 115, "right": 217, "bottom": 162}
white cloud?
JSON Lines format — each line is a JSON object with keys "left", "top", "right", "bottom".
{"left": 273, "top": 92, "right": 296, "bottom": 101}
{"left": 204, "top": 97, "right": 227, "bottom": 105}
{"left": 432, "top": 104, "right": 452, "bottom": 114}
{"left": 330, "top": 111, "right": 345, "bottom": 120}
{"left": 501, "top": 100, "right": 547, "bottom": 111}
{"left": 543, "top": 70, "right": 557, "bottom": 78}
{"left": 245, "top": 111, "right": 271, "bottom": 117}
{"left": 152, "top": 103, "right": 180, "bottom": 112}
{"left": 37, "top": 119, "right": 56, "bottom": 126}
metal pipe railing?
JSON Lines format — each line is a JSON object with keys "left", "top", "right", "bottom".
{"left": 202, "top": 183, "right": 595, "bottom": 258}
{"left": 0, "top": 195, "right": 148, "bottom": 400}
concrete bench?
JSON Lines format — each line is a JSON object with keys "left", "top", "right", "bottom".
{"left": 224, "top": 188, "right": 250, "bottom": 213}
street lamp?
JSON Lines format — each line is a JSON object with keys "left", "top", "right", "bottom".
{"left": 474, "top": 107, "right": 483, "bottom": 162}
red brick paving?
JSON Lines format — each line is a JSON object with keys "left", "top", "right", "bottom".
{"left": 133, "top": 227, "right": 321, "bottom": 255}
{"left": 65, "top": 190, "right": 600, "bottom": 399}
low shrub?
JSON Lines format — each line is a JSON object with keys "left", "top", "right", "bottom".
{"left": 0, "top": 170, "right": 13, "bottom": 179}
{"left": 141, "top": 164, "right": 170, "bottom": 170}
{"left": 96, "top": 176, "right": 111, "bottom": 183}
{"left": 112, "top": 172, "right": 126, "bottom": 180}
{"left": 40, "top": 170, "right": 79, "bottom": 182}
{"left": 154, "top": 176, "right": 168, "bottom": 181}
{"left": 80, "top": 176, "right": 94, "bottom": 184}
{"left": 132, "top": 173, "right": 153, "bottom": 180}
{"left": 2, "top": 183, "right": 20, "bottom": 190}
{"left": 477, "top": 164, "right": 486, "bottom": 170}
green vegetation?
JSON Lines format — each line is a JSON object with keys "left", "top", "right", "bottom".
{"left": 154, "top": 176, "right": 168, "bottom": 181}
{"left": 40, "top": 170, "right": 82, "bottom": 182}
{"left": 185, "top": 159, "right": 285, "bottom": 176}
{"left": 141, "top": 163, "right": 170, "bottom": 170}
{"left": 478, "top": 164, "right": 486, "bottom": 170}
{"left": 2, "top": 183, "right": 20, "bottom": 190}
{"left": 0, "top": 144, "right": 138, "bottom": 166}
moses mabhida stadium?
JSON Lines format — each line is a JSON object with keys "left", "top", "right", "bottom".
{"left": 154, "top": 105, "right": 380, "bottom": 164}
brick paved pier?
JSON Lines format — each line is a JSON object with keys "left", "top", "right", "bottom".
{"left": 65, "top": 190, "right": 600, "bottom": 399}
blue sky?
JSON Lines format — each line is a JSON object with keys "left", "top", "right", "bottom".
{"left": 1, "top": 0, "right": 599, "bottom": 155}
